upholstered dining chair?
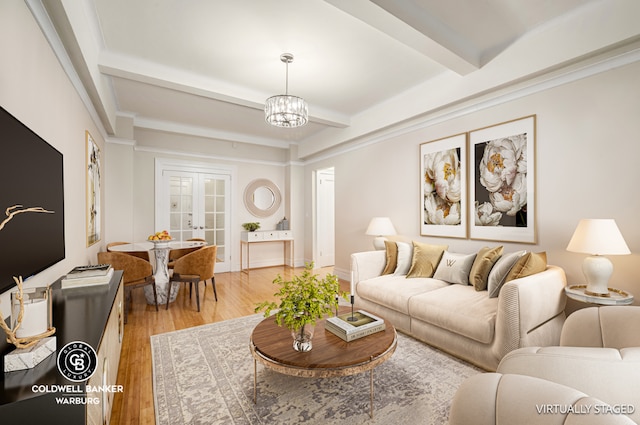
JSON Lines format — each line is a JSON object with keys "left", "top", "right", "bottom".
{"left": 97, "top": 251, "right": 158, "bottom": 323}
{"left": 166, "top": 245, "right": 217, "bottom": 312}
{"left": 106, "top": 241, "right": 129, "bottom": 251}
{"left": 167, "top": 245, "right": 203, "bottom": 269}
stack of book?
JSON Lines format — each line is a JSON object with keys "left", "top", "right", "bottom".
{"left": 61, "top": 264, "right": 114, "bottom": 289}
{"left": 325, "top": 310, "right": 386, "bottom": 342}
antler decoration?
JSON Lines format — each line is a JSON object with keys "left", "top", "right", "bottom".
{"left": 0, "top": 205, "right": 54, "bottom": 232}
{"left": 0, "top": 204, "right": 56, "bottom": 348}
{"left": 0, "top": 277, "right": 56, "bottom": 349}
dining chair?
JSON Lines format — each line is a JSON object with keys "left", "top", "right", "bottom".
{"left": 187, "top": 238, "right": 206, "bottom": 242}
{"left": 97, "top": 251, "right": 158, "bottom": 323}
{"left": 106, "top": 241, "right": 129, "bottom": 251}
{"left": 167, "top": 245, "right": 203, "bottom": 269}
{"left": 166, "top": 245, "right": 217, "bottom": 312}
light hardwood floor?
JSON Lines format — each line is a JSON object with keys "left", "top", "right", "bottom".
{"left": 110, "top": 266, "right": 346, "bottom": 424}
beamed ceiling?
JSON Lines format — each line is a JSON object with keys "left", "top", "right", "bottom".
{"left": 35, "top": 0, "right": 640, "bottom": 160}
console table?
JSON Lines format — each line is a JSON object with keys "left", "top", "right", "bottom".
{"left": 0, "top": 271, "right": 124, "bottom": 424}
{"left": 240, "top": 230, "right": 293, "bottom": 271}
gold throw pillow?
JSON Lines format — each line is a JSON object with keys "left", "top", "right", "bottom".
{"left": 407, "top": 241, "right": 447, "bottom": 278}
{"left": 470, "top": 246, "right": 504, "bottom": 291}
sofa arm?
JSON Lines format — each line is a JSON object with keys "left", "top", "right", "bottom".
{"left": 350, "top": 251, "right": 386, "bottom": 284}
{"left": 449, "top": 373, "right": 637, "bottom": 425}
{"left": 494, "top": 265, "right": 567, "bottom": 358}
{"left": 498, "top": 346, "right": 640, "bottom": 423}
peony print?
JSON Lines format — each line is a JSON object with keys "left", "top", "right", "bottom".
{"left": 475, "top": 132, "right": 528, "bottom": 227}
{"left": 423, "top": 147, "right": 462, "bottom": 225}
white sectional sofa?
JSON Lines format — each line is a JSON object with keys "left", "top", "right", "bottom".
{"left": 351, "top": 247, "right": 567, "bottom": 371}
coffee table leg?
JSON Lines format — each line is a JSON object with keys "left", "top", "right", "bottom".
{"left": 370, "top": 368, "right": 374, "bottom": 419}
{"left": 253, "top": 359, "right": 257, "bottom": 404}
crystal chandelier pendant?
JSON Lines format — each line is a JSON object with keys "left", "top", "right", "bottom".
{"left": 265, "top": 53, "right": 308, "bottom": 128}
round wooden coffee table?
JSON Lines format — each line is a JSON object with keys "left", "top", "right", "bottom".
{"left": 250, "top": 310, "right": 397, "bottom": 418}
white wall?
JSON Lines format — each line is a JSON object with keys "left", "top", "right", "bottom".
{"left": 312, "top": 59, "right": 640, "bottom": 309}
{"left": 0, "top": 1, "right": 106, "bottom": 315}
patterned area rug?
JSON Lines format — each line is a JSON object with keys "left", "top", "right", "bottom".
{"left": 151, "top": 314, "right": 481, "bottom": 424}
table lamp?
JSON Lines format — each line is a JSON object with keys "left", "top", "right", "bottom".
{"left": 566, "top": 219, "right": 630, "bottom": 297}
{"left": 365, "top": 217, "right": 396, "bottom": 250}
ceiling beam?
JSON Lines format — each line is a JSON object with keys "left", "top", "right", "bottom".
{"left": 324, "top": 0, "right": 479, "bottom": 75}
{"left": 99, "top": 52, "right": 350, "bottom": 128}
{"left": 133, "top": 116, "right": 293, "bottom": 150}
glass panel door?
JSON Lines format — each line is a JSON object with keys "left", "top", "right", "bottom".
{"left": 201, "top": 174, "right": 229, "bottom": 265}
{"left": 161, "top": 170, "right": 231, "bottom": 272}
{"left": 169, "top": 173, "right": 195, "bottom": 241}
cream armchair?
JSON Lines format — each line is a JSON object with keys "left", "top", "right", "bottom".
{"left": 449, "top": 306, "right": 640, "bottom": 424}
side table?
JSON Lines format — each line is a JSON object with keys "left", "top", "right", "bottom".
{"left": 565, "top": 285, "right": 634, "bottom": 305}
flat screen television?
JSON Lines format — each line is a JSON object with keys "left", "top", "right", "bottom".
{"left": 0, "top": 106, "right": 65, "bottom": 295}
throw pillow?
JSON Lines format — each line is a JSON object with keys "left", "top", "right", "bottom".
{"left": 381, "top": 240, "right": 398, "bottom": 275}
{"left": 406, "top": 241, "right": 447, "bottom": 278}
{"left": 469, "top": 246, "right": 504, "bottom": 291}
{"left": 487, "top": 250, "right": 527, "bottom": 298}
{"left": 393, "top": 241, "right": 413, "bottom": 275}
{"left": 433, "top": 251, "right": 477, "bottom": 285}
{"left": 505, "top": 251, "right": 547, "bottom": 282}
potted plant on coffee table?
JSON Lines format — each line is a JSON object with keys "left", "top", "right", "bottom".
{"left": 255, "top": 262, "right": 347, "bottom": 352}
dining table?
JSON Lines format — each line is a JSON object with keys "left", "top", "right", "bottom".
{"left": 108, "top": 240, "right": 206, "bottom": 305}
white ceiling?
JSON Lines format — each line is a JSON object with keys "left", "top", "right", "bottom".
{"left": 41, "top": 0, "right": 640, "bottom": 160}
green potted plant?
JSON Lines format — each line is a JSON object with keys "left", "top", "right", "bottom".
{"left": 242, "top": 222, "right": 260, "bottom": 232}
{"left": 255, "top": 262, "right": 348, "bottom": 352}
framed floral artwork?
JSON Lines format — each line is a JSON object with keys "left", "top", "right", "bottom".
{"left": 86, "top": 131, "right": 101, "bottom": 246}
{"left": 420, "top": 133, "right": 467, "bottom": 238}
{"left": 469, "top": 115, "right": 536, "bottom": 243}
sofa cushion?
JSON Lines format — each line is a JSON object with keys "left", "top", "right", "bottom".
{"left": 394, "top": 241, "right": 414, "bottom": 275}
{"left": 381, "top": 240, "right": 398, "bottom": 275}
{"left": 433, "top": 251, "right": 477, "bottom": 285}
{"left": 470, "top": 246, "right": 503, "bottom": 291}
{"left": 406, "top": 241, "right": 447, "bottom": 278}
{"left": 487, "top": 250, "right": 527, "bottom": 298}
{"left": 505, "top": 251, "right": 547, "bottom": 282}
{"left": 356, "top": 275, "right": 449, "bottom": 315}
{"left": 409, "top": 284, "right": 498, "bottom": 344}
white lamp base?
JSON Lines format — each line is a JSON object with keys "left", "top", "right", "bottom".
{"left": 582, "top": 255, "right": 613, "bottom": 297}
{"left": 372, "top": 236, "right": 387, "bottom": 250}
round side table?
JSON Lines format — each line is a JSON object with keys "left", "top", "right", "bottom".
{"left": 565, "top": 285, "right": 634, "bottom": 305}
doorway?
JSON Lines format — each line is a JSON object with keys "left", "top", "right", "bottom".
{"left": 315, "top": 167, "right": 335, "bottom": 267}
{"left": 155, "top": 159, "right": 233, "bottom": 272}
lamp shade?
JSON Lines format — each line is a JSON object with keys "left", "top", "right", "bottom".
{"left": 365, "top": 217, "right": 396, "bottom": 236}
{"left": 566, "top": 219, "right": 630, "bottom": 255}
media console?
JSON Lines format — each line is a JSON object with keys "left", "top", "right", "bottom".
{"left": 0, "top": 271, "right": 124, "bottom": 424}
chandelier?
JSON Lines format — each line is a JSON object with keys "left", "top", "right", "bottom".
{"left": 265, "top": 53, "right": 308, "bottom": 128}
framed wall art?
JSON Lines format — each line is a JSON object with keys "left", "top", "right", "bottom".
{"left": 86, "top": 131, "right": 101, "bottom": 246}
{"left": 420, "top": 133, "right": 467, "bottom": 238}
{"left": 469, "top": 115, "right": 536, "bottom": 243}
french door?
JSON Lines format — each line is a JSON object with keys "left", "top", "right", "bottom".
{"left": 158, "top": 169, "right": 231, "bottom": 272}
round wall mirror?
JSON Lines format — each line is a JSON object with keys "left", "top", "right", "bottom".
{"left": 244, "top": 178, "right": 282, "bottom": 218}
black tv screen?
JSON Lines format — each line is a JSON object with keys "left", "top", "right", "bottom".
{"left": 0, "top": 106, "right": 65, "bottom": 294}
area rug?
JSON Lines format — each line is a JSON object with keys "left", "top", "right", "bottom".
{"left": 151, "top": 314, "right": 481, "bottom": 425}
